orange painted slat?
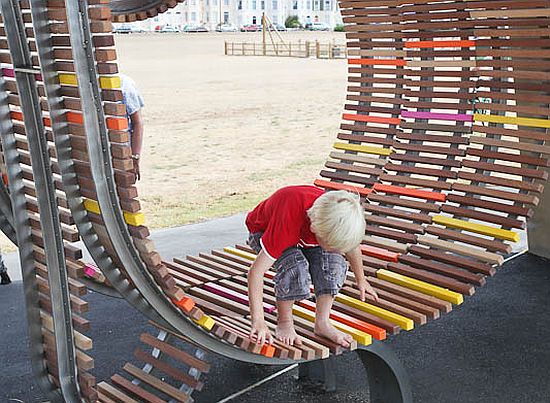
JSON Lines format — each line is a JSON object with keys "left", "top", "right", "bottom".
{"left": 65, "top": 112, "right": 128, "bottom": 131}
{"left": 66, "top": 111, "right": 84, "bottom": 124}
{"left": 10, "top": 111, "right": 23, "bottom": 121}
{"left": 373, "top": 183, "right": 446, "bottom": 202}
{"left": 360, "top": 244, "right": 399, "bottom": 263}
{"left": 172, "top": 296, "right": 195, "bottom": 313}
{"left": 106, "top": 117, "right": 128, "bottom": 130}
{"left": 10, "top": 111, "right": 50, "bottom": 127}
{"left": 348, "top": 58, "right": 407, "bottom": 66}
{"left": 260, "top": 343, "right": 275, "bottom": 358}
{"left": 405, "top": 40, "right": 476, "bottom": 48}
{"left": 298, "top": 299, "right": 386, "bottom": 340}
{"left": 314, "top": 179, "right": 372, "bottom": 196}
{"left": 342, "top": 113, "right": 400, "bottom": 125}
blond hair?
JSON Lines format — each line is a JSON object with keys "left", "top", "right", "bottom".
{"left": 307, "top": 190, "right": 365, "bottom": 253}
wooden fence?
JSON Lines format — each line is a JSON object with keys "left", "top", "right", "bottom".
{"left": 224, "top": 41, "right": 347, "bottom": 59}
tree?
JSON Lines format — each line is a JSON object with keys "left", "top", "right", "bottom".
{"left": 285, "top": 15, "right": 301, "bottom": 28}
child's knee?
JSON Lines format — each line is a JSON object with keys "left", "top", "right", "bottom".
{"left": 273, "top": 249, "right": 310, "bottom": 301}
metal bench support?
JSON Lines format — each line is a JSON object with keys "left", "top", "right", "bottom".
{"left": 298, "top": 355, "right": 337, "bottom": 392}
{"left": 358, "top": 342, "right": 413, "bottom": 403}
{"left": 528, "top": 182, "right": 550, "bottom": 260}
{"left": 298, "top": 341, "right": 412, "bottom": 402}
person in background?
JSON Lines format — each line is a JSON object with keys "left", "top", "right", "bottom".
{"left": 0, "top": 251, "right": 10, "bottom": 285}
{"left": 120, "top": 74, "right": 145, "bottom": 180}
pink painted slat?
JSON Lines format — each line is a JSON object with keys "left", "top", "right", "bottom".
{"left": 2, "top": 67, "right": 43, "bottom": 81}
{"left": 202, "top": 282, "right": 277, "bottom": 314}
{"left": 2, "top": 68, "right": 15, "bottom": 78}
{"left": 401, "top": 110, "right": 473, "bottom": 122}
{"left": 84, "top": 266, "right": 97, "bottom": 277}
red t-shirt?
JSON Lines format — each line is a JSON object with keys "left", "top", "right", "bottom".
{"left": 245, "top": 185, "right": 324, "bottom": 260}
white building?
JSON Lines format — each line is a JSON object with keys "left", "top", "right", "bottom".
{"left": 126, "top": 0, "right": 342, "bottom": 31}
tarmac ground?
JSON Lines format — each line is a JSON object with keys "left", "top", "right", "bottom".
{"left": 1, "top": 214, "right": 549, "bottom": 403}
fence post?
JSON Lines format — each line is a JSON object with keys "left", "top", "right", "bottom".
{"left": 289, "top": 42, "right": 292, "bottom": 57}
{"left": 305, "top": 41, "right": 310, "bottom": 58}
{"left": 316, "top": 40, "right": 320, "bottom": 59}
{"left": 224, "top": 41, "right": 228, "bottom": 55}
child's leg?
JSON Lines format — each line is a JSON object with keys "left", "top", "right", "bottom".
{"left": 304, "top": 248, "right": 352, "bottom": 347}
{"left": 313, "top": 294, "right": 352, "bottom": 348}
{"left": 273, "top": 248, "right": 310, "bottom": 346}
{"left": 275, "top": 299, "right": 301, "bottom": 346}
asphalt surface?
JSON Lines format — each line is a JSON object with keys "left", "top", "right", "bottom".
{"left": 1, "top": 215, "right": 549, "bottom": 403}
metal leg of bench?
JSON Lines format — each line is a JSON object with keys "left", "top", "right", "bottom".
{"left": 528, "top": 177, "right": 550, "bottom": 260}
{"left": 297, "top": 356, "right": 337, "bottom": 392}
{"left": 357, "top": 342, "right": 413, "bottom": 403}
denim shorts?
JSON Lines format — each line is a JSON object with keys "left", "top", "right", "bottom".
{"left": 247, "top": 232, "right": 348, "bottom": 301}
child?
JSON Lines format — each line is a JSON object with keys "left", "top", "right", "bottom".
{"left": 246, "top": 185, "right": 378, "bottom": 347}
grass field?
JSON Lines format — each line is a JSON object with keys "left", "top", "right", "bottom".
{"left": 0, "top": 31, "right": 347, "bottom": 252}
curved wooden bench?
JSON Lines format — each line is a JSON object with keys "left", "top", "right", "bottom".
{"left": 0, "top": 0, "right": 549, "bottom": 401}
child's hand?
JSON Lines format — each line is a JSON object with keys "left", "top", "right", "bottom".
{"left": 357, "top": 278, "right": 379, "bottom": 302}
{"left": 250, "top": 319, "right": 273, "bottom": 345}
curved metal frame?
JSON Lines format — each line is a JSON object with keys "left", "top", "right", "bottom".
{"left": 0, "top": 38, "right": 60, "bottom": 403}
{"left": 0, "top": 1, "right": 83, "bottom": 400}
{"left": 63, "top": 0, "right": 290, "bottom": 365}
{"left": 33, "top": 0, "right": 165, "bottom": 322}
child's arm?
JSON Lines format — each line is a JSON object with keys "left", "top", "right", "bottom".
{"left": 346, "top": 245, "right": 379, "bottom": 302}
{"left": 247, "top": 250, "right": 275, "bottom": 344}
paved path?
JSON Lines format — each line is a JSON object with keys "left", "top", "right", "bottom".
{"left": 1, "top": 214, "right": 549, "bottom": 402}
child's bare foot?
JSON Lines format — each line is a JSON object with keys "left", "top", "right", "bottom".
{"left": 315, "top": 321, "right": 353, "bottom": 348}
{"left": 276, "top": 320, "right": 302, "bottom": 346}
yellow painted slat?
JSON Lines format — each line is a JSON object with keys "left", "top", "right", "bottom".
{"left": 474, "top": 113, "right": 550, "bottom": 129}
{"left": 333, "top": 142, "right": 393, "bottom": 156}
{"left": 292, "top": 305, "right": 372, "bottom": 345}
{"left": 83, "top": 198, "right": 145, "bottom": 227}
{"left": 377, "top": 269, "right": 464, "bottom": 305}
{"left": 99, "top": 76, "right": 121, "bottom": 89}
{"left": 59, "top": 73, "right": 121, "bottom": 89}
{"left": 223, "top": 246, "right": 257, "bottom": 261}
{"left": 433, "top": 215, "right": 519, "bottom": 242}
{"left": 123, "top": 211, "right": 145, "bottom": 227}
{"left": 334, "top": 293, "right": 414, "bottom": 331}
{"left": 193, "top": 314, "right": 215, "bottom": 330}
{"left": 58, "top": 73, "right": 78, "bottom": 86}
